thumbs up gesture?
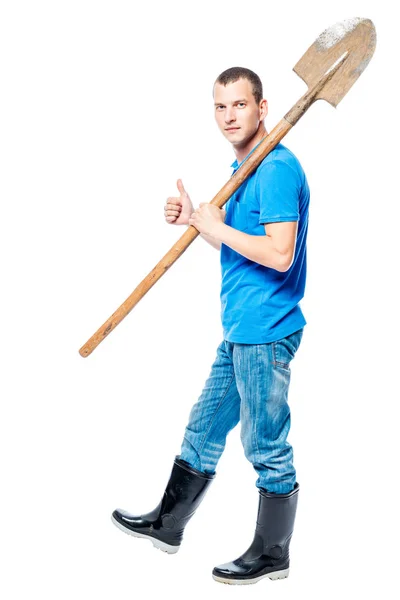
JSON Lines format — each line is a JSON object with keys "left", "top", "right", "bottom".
{"left": 164, "top": 179, "right": 194, "bottom": 225}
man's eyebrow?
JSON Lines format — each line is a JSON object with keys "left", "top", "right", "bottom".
{"left": 214, "top": 98, "right": 247, "bottom": 106}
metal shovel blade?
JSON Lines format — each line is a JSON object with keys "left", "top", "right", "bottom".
{"left": 293, "top": 18, "right": 377, "bottom": 107}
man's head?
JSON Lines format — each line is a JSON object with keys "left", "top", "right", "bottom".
{"left": 213, "top": 67, "right": 268, "bottom": 152}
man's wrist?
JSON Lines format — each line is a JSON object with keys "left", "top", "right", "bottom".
{"left": 211, "top": 221, "right": 227, "bottom": 241}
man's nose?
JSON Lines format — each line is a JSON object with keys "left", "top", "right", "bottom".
{"left": 224, "top": 107, "right": 236, "bottom": 123}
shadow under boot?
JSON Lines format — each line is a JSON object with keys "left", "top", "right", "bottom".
{"left": 112, "top": 457, "right": 215, "bottom": 554}
{"left": 213, "top": 482, "right": 300, "bottom": 584}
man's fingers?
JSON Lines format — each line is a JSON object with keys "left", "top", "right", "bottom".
{"left": 177, "top": 179, "right": 187, "bottom": 196}
{"left": 165, "top": 202, "right": 182, "bottom": 212}
{"left": 165, "top": 198, "right": 182, "bottom": 224}
{"left": 165, "top": 209, "right": 181, "bottom": 217}
{"left": 166, "top": 197, "right": 181, "bottom": 206}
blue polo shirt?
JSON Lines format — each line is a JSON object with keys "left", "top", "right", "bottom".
{"left": 220, "top": 142, "right": 309, "bottom": 343}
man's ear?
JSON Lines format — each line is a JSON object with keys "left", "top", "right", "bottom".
{"left": 260, "top": 99, "right": 268, "bottom": 120}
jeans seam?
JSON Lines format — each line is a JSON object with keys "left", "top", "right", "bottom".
{"left": 254, "top": 344, "right": 262, "bottom": 463}
{"left": 197, "top": 370, "right": 236, "bottom": 462}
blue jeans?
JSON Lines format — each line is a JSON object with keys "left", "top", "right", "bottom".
{"left": 178, "top": 328, "right": 304, "bottom": 494}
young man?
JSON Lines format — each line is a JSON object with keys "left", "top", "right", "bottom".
{"left": 112, "top": 67, "right": 310, "bottom": 586}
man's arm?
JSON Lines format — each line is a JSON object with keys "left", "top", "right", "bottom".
{"left": 200, "top": 232, "right": 221, "bottom": 250}
{"left": 213, "top": 220, "right": 298, "bottom": 271}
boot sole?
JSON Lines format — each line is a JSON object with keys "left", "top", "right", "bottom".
{"left": 111, "top": 515, "right": 180, "bottom": 554}
{"left": 212, "top": 568, "right": 290, "bottom": 585}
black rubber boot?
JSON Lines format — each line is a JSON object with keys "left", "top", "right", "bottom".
{"left": 111, "top": 457, "right": 215, "bottom": 554}
{"left": 212, "top": 482, "right": 300, "bottom": 584}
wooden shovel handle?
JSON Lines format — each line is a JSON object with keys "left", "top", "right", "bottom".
{"left": 79, "top": 225, "right": 200, "bottom": 357}
{"left": 79, "top": 118, "right": 292, "bottom": 357}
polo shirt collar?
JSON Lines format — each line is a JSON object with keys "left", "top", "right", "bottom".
{"left": 230, "top": 137, "right": 271, "bottom": 173}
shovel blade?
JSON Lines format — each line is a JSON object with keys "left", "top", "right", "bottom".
{"left": 294, "top": 18, "right": 376, "bottom": 107}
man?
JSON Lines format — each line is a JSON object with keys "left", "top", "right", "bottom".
{"left": 112, "top": 67, "right": 310, "bottom": 585}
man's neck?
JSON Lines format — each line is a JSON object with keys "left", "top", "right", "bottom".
{"left": 234, "top": 124, "right": 268, "bottom": 163}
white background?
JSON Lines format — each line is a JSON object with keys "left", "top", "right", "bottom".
{"left": 0, "top": 0, "right": 398, "bottom": 598}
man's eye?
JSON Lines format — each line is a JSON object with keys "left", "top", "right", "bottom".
{"left": 238, "top": 103, "right": 246, "bottom": 108}
{"left": 216, "top": 105, "right": 224, "bottom": 110}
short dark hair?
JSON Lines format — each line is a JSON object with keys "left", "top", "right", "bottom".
{"left": 214, "top": 67, "right": 263, "bottom": 104}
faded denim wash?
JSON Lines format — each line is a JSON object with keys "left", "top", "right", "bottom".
{"left": 179, "top": 328, "right": 304, "bottom": 494}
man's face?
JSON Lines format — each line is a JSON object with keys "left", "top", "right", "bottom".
{"left": 213, "top": 78, "right": 267, "bottom": 148}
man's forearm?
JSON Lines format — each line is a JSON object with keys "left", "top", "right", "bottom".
{"left": 200, "top": 232, "right": 221, "bottom": 250}
{"left": 213, "top": 223, "right": 286, "bottom": 271}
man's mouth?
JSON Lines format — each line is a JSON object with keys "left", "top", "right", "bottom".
{"left": 225, "top": 127, "right": 240, "bottom": 131}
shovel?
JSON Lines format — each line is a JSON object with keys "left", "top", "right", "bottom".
{"left": 79, "top": 17, "right": 376, "bottom": 358}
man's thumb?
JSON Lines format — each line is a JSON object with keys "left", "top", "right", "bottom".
{"left": 177, "top": 179, "right": 186, "bottom": 196}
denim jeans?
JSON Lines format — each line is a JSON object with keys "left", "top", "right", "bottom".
{"left": 178, "top": 328, "right": 304, "bottom": 494}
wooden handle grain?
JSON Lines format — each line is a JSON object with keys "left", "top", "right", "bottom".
{"left": 79, "top": 118, "right": 292, "bottom": 357}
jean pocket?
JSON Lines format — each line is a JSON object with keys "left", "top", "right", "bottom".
{"left": 272, "top": 328, "right": 304, "bottom": 371}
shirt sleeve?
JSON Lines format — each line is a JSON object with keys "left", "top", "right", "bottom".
{"left": 256, "top": 160, "right": 300, "bottom": 225}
